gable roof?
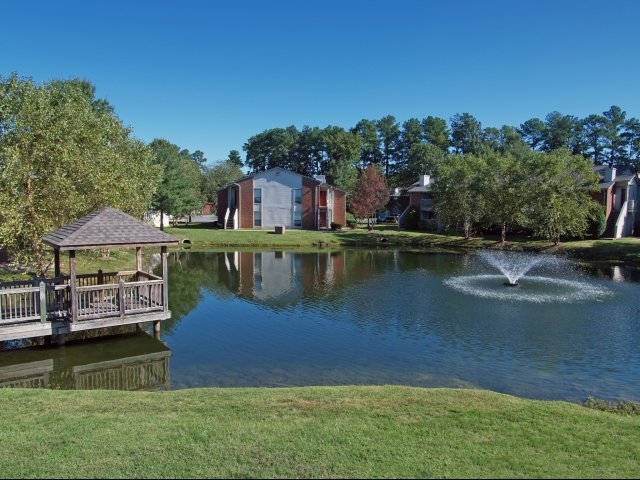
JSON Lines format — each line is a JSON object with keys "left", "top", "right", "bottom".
{"left": 217, "top": 167, "right": 346, "bottom": 192}
{"left": 42, "top": 208, "right": 179, "bottom": 251}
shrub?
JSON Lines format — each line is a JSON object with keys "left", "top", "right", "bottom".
{"left": 330, "top": 222, "right": 342, "bottom": 231}
{"left": 583, "top": 396, "right": 640, "bottom": 415}
{"left": 588, "top": 206, "right": 607, "bottom": 238}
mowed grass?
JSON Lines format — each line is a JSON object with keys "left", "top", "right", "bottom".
{"left": 0, "top": 386, "right": 638, "bottom": 479}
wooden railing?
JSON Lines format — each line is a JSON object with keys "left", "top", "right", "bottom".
{"left": 0, "top": 271, "right": 164, "bottom": 325}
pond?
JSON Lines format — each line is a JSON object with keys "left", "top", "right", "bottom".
{"left": 1, "top": 249, "right": 639, "bottom": 403}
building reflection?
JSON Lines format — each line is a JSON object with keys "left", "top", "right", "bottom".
{"left": 0, "top": 333, "right": 171, "bottom": 391}
{"left": 218, "top": 251, "right": 347, "bottom": 307}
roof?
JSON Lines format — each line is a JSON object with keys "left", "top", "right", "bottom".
{"left": 42, "top": 208, "right": 180, "bottom": 251}
{"left": 217, "top": 167, "right": 346, "bottom": 193}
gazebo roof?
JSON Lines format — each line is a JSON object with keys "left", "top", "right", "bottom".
{"left": 42, "top": 207, "right": 179, "bottom": 251}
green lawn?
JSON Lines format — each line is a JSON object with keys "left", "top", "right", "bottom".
{"left": 0, "top": 386, "right": 638, "bottom": 479}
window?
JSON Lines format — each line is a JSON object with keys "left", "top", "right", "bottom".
{"left": 254, "top": 188, "right": 262, "bottom": 227}
{"left": 294, "top": 188, "right": 302, "bottom": 204}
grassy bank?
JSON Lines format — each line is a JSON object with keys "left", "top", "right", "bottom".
{"left": 2, "top": 223, "right": 639, "bottom": 282}
{"left": 0, "top": 385, "right": 638, "bottom": 479}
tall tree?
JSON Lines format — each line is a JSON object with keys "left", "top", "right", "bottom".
{"left": 349, "top": 164, "right": 389, "bottom": 228}
{"left": 524, "top": 149, "right": 600, "bottom": 244}
{"left": 0, "top": 74, "right": 160, "bottom": 274}
{"left": 201, "top": 159, "right": 244, "bottom": 208}
{"left": 377, "top": 115, "right": 401, "bottom": 178}
{"left": 542, "top": 111, "right": 579, "bottom": 152}
{"left": 421, "top": 116, "right": 450, "bottom": 152}
{"left": 450, "top": 113, "right": 482, "bottom": 155}
{"left": 580, "top": 114, "right": 609, "bottom": 164}
{"left": 322, "top": 126, "right": 361, "bottom": 195}
{"left": 395, "top": 118, "right": 424, "bottom": 177}
{"left": 518, "top": 118, "right": 546, "bottom": 151}
{"left": 602, "top": 105, "right": 627, "bottom": 164}
{"left": 243, "top": 126, "right": 299, "bottom": 173}
{"left": 351, "top": 119, "right": 381, "bottom": 169}
{"left": 149, "top": 139, "right": 203, "bottom": 229}
{"left": 432, "top": 154, "right": 486, "bottom": 239}
{"left": 227, "top": 149, "right": 244, "bottom": 168}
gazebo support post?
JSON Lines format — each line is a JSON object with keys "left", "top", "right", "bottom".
{"left": 135, "top": 247, "right": 142, "bottom": 280}
{"left": 54, "top": 248, "right": 61, "bottom": 278}
{"left": 69, "top": 250, "right": 78, "bottom": 324}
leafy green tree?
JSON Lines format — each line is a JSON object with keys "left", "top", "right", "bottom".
{"left": 351, "top": 119, "right": 381, "bottom": 169}
{"left": 602, "top": 105, "right": 628, "bottom": 164}
{"left": 542, "top": 111, "right": 579, "bottom": 152}
{"left": 580, "top": 114, "right": 609, "bottom": 164}
{"left": 524, "top": 149, "right": 600, "bottom": 244}
{"left": 295, "top": 125, "right": 326, "bottom": 176}
{"left": 518, "top": 118, "right": 546, "bottom": 151}
{"left": 421, "top": 116, "right": 450, "bottom": 152}
{"left": 349, "top": 164, "right": 389, "bottom": 228}
{"left": 243, "top": 126, "right": 299, "bottom": 173}
{"left": 432, "top": 154, "right": 486, "bottom": 239}
{"left": 201, "top": 159, "right": 244, "bottom": 208}
{"left": 227, "top": 149, "right": 244, "bottom": 168}
{"left": 377, "top": 115, "right": 401, "bottom": 178}
{"left": 322, "top": 126, "right": 361, "bottom": 195}
{"left": 394, "top": 118, "right": 424, "bottom": 178}
{"left": 450, "top": 113, "right": 482, "bottom": 154}
{"left": 392, "top": 143, "right": 448, "bottom": 187}
{"left": 149, "top": 139, "right": 203, "bottom": 229}
{"left": 480, "top": 152, "right": 528, "bottom": 242}
{"left": 0, "top": 74, "right": 160, "bottom": 274}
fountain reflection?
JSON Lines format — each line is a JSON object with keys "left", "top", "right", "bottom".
{"left": 0, "top": 333, "right": 171, "bottom": 391}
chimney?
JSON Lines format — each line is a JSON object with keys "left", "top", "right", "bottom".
{"left": 604, "top": 166, "right": 616, "bottom": 182}
{"left": 419, "top": 174, "right": 431, "bottom": 186}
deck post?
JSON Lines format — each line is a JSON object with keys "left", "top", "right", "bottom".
{"left": 54, "top": 248, "right": 61, "bottom": 278}
{"left": 69, "top": 250, "right": 78, "bottom": 324}
{"left": 39, "top": 281, "right": 47, "bottom": 323}
{"left": 153, "top": 320, "right": 161, "bottom": 339}
{"left": 119, "top": 279, "right": 126, "bottom": 318}
{"left": 161, "top": 246, "right": 168, "bottom": 313}
{"left": 136, "top": 247, "right": 142, "bottom": 280}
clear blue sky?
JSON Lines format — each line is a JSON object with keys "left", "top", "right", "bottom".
{"left": 3, "top": 0, "right": 639, "bottom": 164}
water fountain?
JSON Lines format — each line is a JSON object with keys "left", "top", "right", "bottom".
{"left": 444, "top": 249, "right": 613, "bottom": 303}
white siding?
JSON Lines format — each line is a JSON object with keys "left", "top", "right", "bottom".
{"left": 253, "top": 170, "right": 302, "bottom": 228}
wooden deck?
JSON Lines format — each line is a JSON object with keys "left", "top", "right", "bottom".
{"left": 0, "top": 270, "right": 170, "bottom": 342}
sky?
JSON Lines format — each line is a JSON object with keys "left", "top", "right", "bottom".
{"left": 3, "top": 0, "right": 639, "bottom": 164}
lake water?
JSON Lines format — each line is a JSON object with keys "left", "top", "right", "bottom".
{"left": 1, "top": 249, "right": 639, "bottom": 403}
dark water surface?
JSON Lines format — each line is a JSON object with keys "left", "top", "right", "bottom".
{"left": 2, "top": 249, "right": 639, "bottom": 403}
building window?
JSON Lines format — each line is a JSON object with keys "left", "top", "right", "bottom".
{"left": 254, "top": 189, "right": 262, "bottom": 227}
{"left": 294, "top": 188, "right": 302, "bottom": 204}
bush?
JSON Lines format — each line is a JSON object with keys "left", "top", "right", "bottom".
{"left": 330, "top": 222, "right": 342, "bottom": 231}
{"left": 404, "top": 205, "right": 419, "bottom": 230}
{"left": 589, "top": 206, "right": 607, "bottom": 238}
{"left": 583, "top": 396, "right": 640, "bottom": 415}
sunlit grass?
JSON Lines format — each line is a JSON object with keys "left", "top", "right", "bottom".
{"left": 0, "top": 386, "right": 638, "bottom": 479}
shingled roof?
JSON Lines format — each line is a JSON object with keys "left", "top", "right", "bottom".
{"left": 42, "top": 208, "right": 179, "bottom": 251}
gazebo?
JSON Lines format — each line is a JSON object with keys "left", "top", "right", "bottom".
{"left": 0, "top": 208, "right": 179, "bottom": 345}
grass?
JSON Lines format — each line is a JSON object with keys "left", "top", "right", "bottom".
{"left": 1, "top": 223, "right": 639, "bottom": 282}
{"left": 0, "top": 385, "right": 639, "bottom": 479}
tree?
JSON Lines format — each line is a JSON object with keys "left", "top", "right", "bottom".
{"left": 432, "top": 154, "right": 486, "bottom": 239}
{"left": 149, "top": 139, "right": 203, "bottom": 229}
{"left": 450, "top": 113, "right": 482, "bottom": 154}
{"left": 227, "top": 149, "right": 244, "bottom": 168}
{"left": 322, "top": 126, "right": 361, "bottom": 195}
{"left": 480, "top": 152, "right": 528, "bottom": 242}
{"left": 518, "top": 118, "right": 546, "bottom": 151}
{"left": 542, "top": 111, "right": 579, "bottom": 152}
{"left": 421, "top": 116, "right": 450, "bottom": 152}
{"left": 243, "top": 126, "right": 299, "bottom": 173}
{"left": 201, "top": 159, "right": 244, "bottom": 208}
{"left": 351, "top": 119, "right": 381, "bottom": 170}
{"left": 349, "top": 164, "right": 389, "bottom": 228}
{"left": 0, "top": 74, "right": 160, "bottom": 274}
{"left": 391, "top": 142, "right": 448, "bottom": 188}
{"left": 524, "top": 149, "right": 600, "bottom": 245}
{"left": 377, "top": 115, "right": 401, "bottom": 178}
